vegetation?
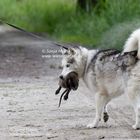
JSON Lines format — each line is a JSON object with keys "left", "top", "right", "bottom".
{"left": 0, "top": 0, "right": 140, "bottom": 49}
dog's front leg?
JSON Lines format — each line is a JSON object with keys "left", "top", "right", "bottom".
{"left": 103, "top": 103, "right": 110, "bottom": 122}
{"left": 87, "top": 93, "right": 109, "bottom": 128}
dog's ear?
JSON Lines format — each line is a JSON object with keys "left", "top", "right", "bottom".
{"left": 60, "top": 47, "right": 69, "bottom": 55}
{"left": 61, "top": 47, "right": 76, "bottom": 55}
{"left": 68, "top": 48, "right": 76, "bottom": 55}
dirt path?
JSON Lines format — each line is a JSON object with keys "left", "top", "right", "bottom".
{"left": 0, "top": 27, "right": 140, "bottom": 140}
{"left": 1, "top": 77, "right": 140, "bottom": 140}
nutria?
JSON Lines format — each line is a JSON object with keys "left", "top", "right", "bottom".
{"left": 55, "top": 72, "right": 79, "bottom": 107}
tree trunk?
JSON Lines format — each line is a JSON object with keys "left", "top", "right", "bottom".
{"left": 77, "top": 0, "right": 98, "bottom": 13}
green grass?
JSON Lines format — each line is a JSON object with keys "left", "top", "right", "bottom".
{"left": 0, "top": 0, "right": 76, "bottom": 32}
{"left": 100, "top": 19, "right": 140, "bottom": 50}
{"left": 0, "top": 0, "right": 140, "bottom": 49}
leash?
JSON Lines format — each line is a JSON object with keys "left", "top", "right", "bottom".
{"left": 0, "top": 19, "right": 46, "bottom": 41}
{"left": 0, "top": 19, "right": 69, "bottom": 49}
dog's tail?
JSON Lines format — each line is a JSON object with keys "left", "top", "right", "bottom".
{"left": 123, "top": 29, "right": 140, "bottom": 59}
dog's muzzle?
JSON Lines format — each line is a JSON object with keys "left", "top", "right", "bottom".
{"left": 59, "top": 71, "right": 79, "bottom": 90}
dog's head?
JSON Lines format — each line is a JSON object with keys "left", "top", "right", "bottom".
{"left": 59, "top": 46, "right": 88, "bottom": 90}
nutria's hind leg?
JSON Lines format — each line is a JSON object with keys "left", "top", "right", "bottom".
{"left": 55, "top": 86, "right": 61, "bottom": 95}
{"left": 63, "top": 89, "right": 71, "bottom": 100}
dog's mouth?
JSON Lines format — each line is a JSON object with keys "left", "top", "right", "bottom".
{"left": 59, "top": 71, "right": 79, "bottom": 90}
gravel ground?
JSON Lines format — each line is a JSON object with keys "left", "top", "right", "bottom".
{"left": 0, "top": 26, "right": 140, "bottom": 140}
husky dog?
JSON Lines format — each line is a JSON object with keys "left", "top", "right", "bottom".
{"left": 59, "top": 29, "right": 140, "bottom": 129}
{"left": 123, "top": 28, "right": 140, "bottom": 59}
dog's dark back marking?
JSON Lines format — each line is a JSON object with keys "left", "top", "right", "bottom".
{"left": 91, "top": 49, "right": 120, "bottom": 65}
{"left": 90, "top": 49, "right": 138, "bottom": 72}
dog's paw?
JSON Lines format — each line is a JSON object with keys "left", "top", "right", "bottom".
{"left": 132, "top": 124, "right": 140, "bottom": 130}
{"left": 87, "top": 123, "right": 98, "bottom": 128}
{"left": 103, "top": 112, "right": 109, "bottom": 122}
{"left": 87, "top": 123, "right": 97, "bottom": 128}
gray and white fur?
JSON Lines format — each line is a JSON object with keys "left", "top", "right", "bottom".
{"left": 59, "top": 28, "right": 140, "bottom": 129}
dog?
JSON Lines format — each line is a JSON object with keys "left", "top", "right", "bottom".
{"left": 58, "top": 28, "right": 140, "bottom": 129}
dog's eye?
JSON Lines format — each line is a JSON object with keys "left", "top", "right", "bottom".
{"left": 66, "top": 64, "right": 70, "bottom": 67}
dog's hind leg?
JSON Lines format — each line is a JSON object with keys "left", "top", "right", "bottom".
{"left": 87, "top": 93, "right": 109, "bottom": 128}
{"left": 126, "top": 83, "right": 140, "bottom": 129}
{"left": 126, "top": 88, "right": 140, "bottom": 129}
{"left": 132, "top": 105, "right": 140, "bottom": 130}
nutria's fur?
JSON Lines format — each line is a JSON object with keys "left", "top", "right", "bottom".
{"left": 55, "top": 71, "right": 79, "bottom": 107}
{"left": 59, "top": 71, "right": 79, "bottom": 90}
